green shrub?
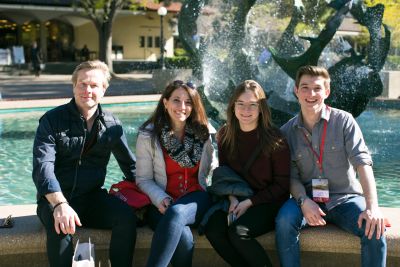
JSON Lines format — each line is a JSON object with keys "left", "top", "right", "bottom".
{"left": 174, "top": 48, "right": 188, "bottom": 57}
{"left": 387, "top": 55, "right": 400, "bottom": 64}
{"left": 165, "top": 56, "right": 191, "bottom": 69}
{"left": 386, "top": 55, "right": 400, "bottom": 70}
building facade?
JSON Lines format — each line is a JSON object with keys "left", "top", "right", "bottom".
{"left": 0, "top": 0, "right": 180, "bottom": 63}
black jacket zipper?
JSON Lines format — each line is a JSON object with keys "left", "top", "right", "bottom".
{"left": 69, "top": 118, "right": 87, "bottom": 200}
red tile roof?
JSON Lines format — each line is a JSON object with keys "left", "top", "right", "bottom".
{"left": 144, "top": 1, "right": 182, "bottom": 13}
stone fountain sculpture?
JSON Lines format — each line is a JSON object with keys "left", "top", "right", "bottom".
{"left": 178, "top": 0, "right": 391, "bottom": 124}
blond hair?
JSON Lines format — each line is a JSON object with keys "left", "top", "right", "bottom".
{"left": 71, "top": 60, "right": 111, "bottom": 89}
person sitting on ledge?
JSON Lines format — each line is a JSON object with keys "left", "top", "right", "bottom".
{"left": 136, "top": 80, "right": 217, "bottom": 267}
{"left": 32, "top": 60, "right": 137, "bottom": 267}
{"left": 204, "top": 80, "right": 290, "bottom": 267}
{"left": 80, "top": 44, "right": 90, "bottom": 61}
{"left": 275, "top": 65, "right": 387, "bottom": 267}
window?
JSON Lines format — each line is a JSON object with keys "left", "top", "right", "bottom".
{"left": 139, "top": 36, "right": 145, "bottom": 48}
{"left": 155, "top": 36, "right": 161, "bottom": 48}
{"left": 147, "top": 36, "right": 153, "bottom": 48}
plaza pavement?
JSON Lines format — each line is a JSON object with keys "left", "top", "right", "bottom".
{"left": 0, "top": 72, "right": 161, "bottom": 110}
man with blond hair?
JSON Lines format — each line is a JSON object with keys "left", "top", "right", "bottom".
{"left": 275, "top": 65, "right": 387, "bottom": 267}
{"left": 33, "top": 60, "right": 137, "bottom": 267}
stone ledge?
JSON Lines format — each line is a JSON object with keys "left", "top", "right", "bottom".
{"left": 0, "top": 205, "right": 399, "bottom": 266}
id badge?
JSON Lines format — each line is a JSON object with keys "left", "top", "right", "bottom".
{"left": 312, "top": 178, "right": 329, "bottom": 203}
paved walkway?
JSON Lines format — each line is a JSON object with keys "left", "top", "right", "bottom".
{"left": 0, "top": 73, "right": 160, "bottom": 109}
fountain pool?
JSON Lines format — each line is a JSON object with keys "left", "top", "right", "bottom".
{"left": 0, "top": 102, "right": 398, "bottom": 207}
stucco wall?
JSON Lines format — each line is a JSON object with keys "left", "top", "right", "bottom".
{"left": 74, "top": 22, "right": 98, "bottom": 58}
{"left": 74, "top": 12, "right": 174, "bottom": 61}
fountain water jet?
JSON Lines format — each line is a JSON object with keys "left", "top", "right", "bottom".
{"left": 178, "top": 0, "right": 391, "bottom": 124}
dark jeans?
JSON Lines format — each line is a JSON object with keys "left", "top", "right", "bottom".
{"left": 205, "top": 202, "right": 282, "bottom": 267}
{"left": 145, "top": 190, "right": 212, "bottom": 267}
{"left": 37, "top": 188, "right": 137, "bottom": 267}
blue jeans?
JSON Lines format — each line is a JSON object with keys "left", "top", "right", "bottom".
{"left": 275, "top": 196, "right": 387, "bottom": 267}
{"left": 145, "top": 190, "right": 212, "bottom": 267}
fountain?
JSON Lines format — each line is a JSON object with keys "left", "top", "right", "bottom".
{"left": 178, "top": 0, "right": 391, "bottom": 124}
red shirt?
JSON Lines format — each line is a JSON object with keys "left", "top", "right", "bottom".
{"left": 162, "top": 148, "right": 203, "bottom": 200}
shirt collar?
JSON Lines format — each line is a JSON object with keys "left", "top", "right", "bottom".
{"left": 293, "top": 104, "right": 331, "bottom": 128}
{"left": 69, "top": 98, "right": 103, "bottom": 120}
{"left": 321, "top": 104, "right": 331, "bottom": 122}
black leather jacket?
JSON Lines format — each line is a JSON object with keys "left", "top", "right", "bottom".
{"left": 32, "top": 99, "right": 136, "bottom": 200}
{"left": 198, "top": 166, "right": 254, "bottom": 234}
{"left": 207, "top": 166, "right": 254, "bottom": 197}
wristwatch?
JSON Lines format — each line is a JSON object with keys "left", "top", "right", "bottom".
{"left": 296, "top": 196, "right": 307, "bottom": 207}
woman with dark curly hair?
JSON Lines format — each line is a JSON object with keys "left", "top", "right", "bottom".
{"left": 136, "top": 80, "right": 217, "bottom": 267}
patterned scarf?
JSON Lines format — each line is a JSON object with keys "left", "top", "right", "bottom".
{"left": 160, "top": 124, "right": 205, "bottom": 168}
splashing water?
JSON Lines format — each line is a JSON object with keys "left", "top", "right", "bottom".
{"left": 179, "top": 0, "right": 390, "bottom": 124}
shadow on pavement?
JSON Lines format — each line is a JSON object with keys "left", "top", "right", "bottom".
{"left": 0, "top": 74, "right": 157, "bottom": 100}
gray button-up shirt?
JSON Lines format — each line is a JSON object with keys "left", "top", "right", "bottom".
{"left": 281, "top": 105, "right": 372, "bottom": 210}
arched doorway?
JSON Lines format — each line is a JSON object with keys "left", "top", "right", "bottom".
{"left": 0, "top": 18, "right": 17, "bottom": 49}
{"left": 0, "top": 18, "right": 42, "bottom": 63}
{"left": 21, "top": 20, "right": 41, "bottom": 63}
{"left": 46, "top": 19, "right": 75, "bottom": 62}
{"left": 1, "top": 9, "right": 77, "bottom": 62}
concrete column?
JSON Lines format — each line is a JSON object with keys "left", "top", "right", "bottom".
{"left": 381, "top": 71, "right": 400, "bottom": 99}
{"left": 16, "top": 24, "right": 22, "bottom": 45}
{"left": 40, "top": 21, "right": 47, "bottom": 61}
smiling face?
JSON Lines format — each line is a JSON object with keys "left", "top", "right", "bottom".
{"left": 234, "top": 90, "right": 260, "bottom": 131}
{"left": 295, "top": 74, "right": 330, "bottom": 115}
{"left": 163, "top": 87, "right": 193, "bottom": 129}
{"left": 73, "top": 68, "right": 106, "bottom": 113}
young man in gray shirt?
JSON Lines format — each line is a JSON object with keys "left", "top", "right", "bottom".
{"left": 275, "top": 65, "right": 387, "bottom": 267}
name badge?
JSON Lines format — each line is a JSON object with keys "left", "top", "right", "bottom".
{"left": 312, "top": 178, "right": 329, "bottom": 203}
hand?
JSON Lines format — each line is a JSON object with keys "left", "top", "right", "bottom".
{"left": 228, "top": 195, "right": 239, "bottom": 213}
{"left": 357, "top": 207, "right": 385, "bottom": 239}
{"left": 158, "top": 197, "right": 172, "bottom": 214}
{"left": 233, "top": 199, "right": 252, "bottom": 219}
{"left": 53, "top": 203, "right": 81, "bottom": 235}
{"left": 301, "top": 198, "right": 326, "bottom": 226}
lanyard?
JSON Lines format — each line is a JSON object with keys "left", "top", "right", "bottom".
{"left": 302, "top": 119, "right": 328, "bottom": 174}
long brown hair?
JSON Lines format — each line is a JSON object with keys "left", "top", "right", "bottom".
{"left": 140, "top": 81, "right": 209, "bottom": 141}
{"left": 219, "top": 80, "right": 284, "bottom": 158}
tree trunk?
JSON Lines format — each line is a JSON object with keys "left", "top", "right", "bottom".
{"left": 98, "top": 22, "right": 113, "bottom": 73}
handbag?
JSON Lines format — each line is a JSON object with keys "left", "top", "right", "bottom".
{"left": 72, "top": 238, "right": 95, "bottom": 267}
{"left": 109, "top": 180, "right": 151, "bottom": 209}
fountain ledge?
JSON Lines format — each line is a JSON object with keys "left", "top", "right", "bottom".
{"left": 0, "top": 204, "right": 399, "bottom": 266}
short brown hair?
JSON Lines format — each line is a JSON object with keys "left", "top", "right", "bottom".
{"left": 295, "top": 65, "right": 330, "bottom": 88}
{"left": 71, "top": 60, "right": 111, "bottom": 89}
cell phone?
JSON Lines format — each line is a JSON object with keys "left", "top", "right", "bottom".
{"left": 227, "top": 212, "right": 237, "bottom": 226}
